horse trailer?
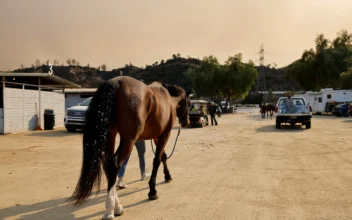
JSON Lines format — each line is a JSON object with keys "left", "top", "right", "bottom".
{"left": 300, "top": 88, "right": 352, "bottom": 114}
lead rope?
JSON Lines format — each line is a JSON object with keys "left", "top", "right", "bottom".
{"left": 150, "top": 128, "right": 181, "bottom": 159}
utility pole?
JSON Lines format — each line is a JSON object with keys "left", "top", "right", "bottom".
{"left": 256, "top": 43, "right": 267, "bottom": 92}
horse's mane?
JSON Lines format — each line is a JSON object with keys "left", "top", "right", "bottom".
{"left": 148, "top": 82, "right": 185, "bottom": 97}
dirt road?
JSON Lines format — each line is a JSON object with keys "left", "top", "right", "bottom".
{"left": 1, "top": 113, "right": 352, "bottom": 220}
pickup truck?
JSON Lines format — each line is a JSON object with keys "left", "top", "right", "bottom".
{"left": 274, "top": 96, "right": 312, "bottom": 129}
{"left": 64, "top": 97, "right": 92, "bottom": 132}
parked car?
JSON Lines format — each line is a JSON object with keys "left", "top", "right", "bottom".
{"left": 274, "top": 96, "right": 312, "bottom": 129}
{"left": 64, "top": 97, "right": 92, "bottom": 132}
{"left": 332, "top": 103, "right": 351, "bottom": 117}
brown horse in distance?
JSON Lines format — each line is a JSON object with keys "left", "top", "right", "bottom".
{"left": 260, "top": 103, "right": 275, "bottom": 119}
{"left": 69, "top": 76, "right": 191, "bottom": 219}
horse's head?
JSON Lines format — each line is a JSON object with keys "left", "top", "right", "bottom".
{"left": 162, "top": 83, "right": 191, "bottom": 128}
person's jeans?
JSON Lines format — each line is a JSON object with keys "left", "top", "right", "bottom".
{"left": 118, "top": 140, "right": 146, "bottom": 178}
{"left": 210, "top": 114, "right": 218, "bottom": 125}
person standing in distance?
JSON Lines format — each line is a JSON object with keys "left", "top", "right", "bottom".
{"left": 117, "top": 140, "right": 151, "bottom": 188}
{"left": 208, "top": 102, "right": 218, "bottom": 126}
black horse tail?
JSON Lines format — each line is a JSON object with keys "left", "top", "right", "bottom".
{"left": 68, "top": 80, "right": 118, "bottom": 206}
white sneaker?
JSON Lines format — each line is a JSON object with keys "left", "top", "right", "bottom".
{"left": 141, "top": 172, "right": 151, "bottom": 181}
{"left": 117, "top": 178, "right": 128, "bottom": 188}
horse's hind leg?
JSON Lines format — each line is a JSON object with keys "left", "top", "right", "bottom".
{"left": 103, "top": 129, "right": 124, "bottom": 220}
{"left": 103, "top": 136, "right": 135, "bottom": 219}
{"left": 161, "top": 152, "right": 172, "bottom": 182}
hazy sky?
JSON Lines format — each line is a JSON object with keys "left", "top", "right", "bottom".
{"left": 1, "top": 0, "right": 352, "bottom": 71}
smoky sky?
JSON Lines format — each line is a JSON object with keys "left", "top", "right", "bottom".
{"left": 1, "top": 0, "right": 352, "bottom": 70}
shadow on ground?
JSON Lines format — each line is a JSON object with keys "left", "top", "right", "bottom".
{"left": 256, "top": 124, "right": 305, "bottom": 133}
{"left": 25, "top": 129, "right": 82, "bottom": 138}
{"left": 246, "top": 113, "right": 274, "bottom": 121}
{"left": 0, "top": 181, "right": 166, "bottom": 220}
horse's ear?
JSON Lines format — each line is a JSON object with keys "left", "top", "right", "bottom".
{"left": 161, "top": 82, "right": 168, "bottom": 88}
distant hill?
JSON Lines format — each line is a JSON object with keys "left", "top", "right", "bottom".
{"left": 12, "top": 56, "right": 300, "bottom": 92}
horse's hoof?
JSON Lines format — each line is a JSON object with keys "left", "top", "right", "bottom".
{"left": 165, "top": 178, "right": 173, "bottom": 183}
{"left": 149, "top": 195, "right": 159, "bottom": 200}
{"left": 114, "top": 210, "right": 123, "bottom": 217}
{"left": 102, "top": 214, "right": 114, "bottom": 220}
{"left": 114, "top": 206, "right": 124, "bottom": 216}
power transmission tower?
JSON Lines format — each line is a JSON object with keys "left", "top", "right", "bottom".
{"left": 256, "top": 43, "right": 267, "bottom": 92}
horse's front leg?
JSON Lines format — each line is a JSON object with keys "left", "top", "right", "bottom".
{"left": 148, "top": 132, "right": 170, "bottom": 200}
{"left": 161, "top": 152, "right": 172, "bottom": 182}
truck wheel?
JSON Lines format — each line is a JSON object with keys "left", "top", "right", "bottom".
{"left": 276, "top": 120, "right": 280, "bottom": 129}
{"left": 343, "top": 111, "right": 349, "bottom": 117}
{"left": 305, "top": 122, "right": 311, "bottom": 129}
{"left": 66, "top": 126, "right": 76, "bottom": 132}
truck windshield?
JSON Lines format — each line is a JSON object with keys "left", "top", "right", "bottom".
{"left": 278, "top": 98, "right": 305, "bottom": 106}
{"left": 79, "top": 97, "right": 92, "bottom": 106}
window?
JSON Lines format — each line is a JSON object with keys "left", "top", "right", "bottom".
{"left": 318, "top": 97, "right": 322, "bottom": 103}
{"left": 327, "top": 94, "right": 332, "bottom": 99}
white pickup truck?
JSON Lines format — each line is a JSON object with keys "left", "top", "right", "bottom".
{"left": 274, "top": 96, "right": 312, "bottom": 129}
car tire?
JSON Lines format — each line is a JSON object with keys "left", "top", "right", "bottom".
{"left": 305, "top": 121, "right": 311, "bottom": 129}
{"left": 66, "top": 127, "right": 76, "bottom": 132}
{"left": 343, "top": 111, "right": 349, "bottom": 117}
{"left": 276, "top": 120, "right": 280, "bottom": 129}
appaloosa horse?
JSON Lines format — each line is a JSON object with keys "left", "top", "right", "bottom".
{"left": 69, "top": 76, "right": 191, "bottom": 219}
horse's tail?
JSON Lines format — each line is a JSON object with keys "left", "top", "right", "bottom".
{"left": 68, "top": 80, "right": 118, "bottom": 206}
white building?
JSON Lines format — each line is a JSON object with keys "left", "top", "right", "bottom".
{"left": 64, "top": 88, "right": 97, "bottom": 110}
{"left": 0, "top": 73, "right": 80, "bottom": 134}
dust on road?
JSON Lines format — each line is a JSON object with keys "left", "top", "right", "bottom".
{"left": 1, "top": 113, "right": 352, "bottom": 220}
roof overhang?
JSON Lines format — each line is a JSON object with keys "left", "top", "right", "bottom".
{"left": 64, "top": 88, "right": 97, "bottom": 94}
{"left": 0, "top": 72, "right": 81, "bottom": 88}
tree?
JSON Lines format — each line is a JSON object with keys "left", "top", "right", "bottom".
{"left": 35, "top": 59, "right": 41, "bottom": 67}
{"left": 67, "top": 59, "right": 72, "bottom": 66}
{"left": 340, "top": 68, "right": 352, "bottom": 89}
{"left": 220, "top": 53, "right": 258, "bottom": 101}
{"left": 185, "top": 55, "right": 222, "bottom": 99}
{"left": 53, "top": 59, "right": 59, "bottom": 65}
{"left": 101, "top": 64, "right": 107, "bottom": 71}
{"left": 72, "top": 59, "right": 76, "bottom": 66}
{"left": 20, "top": 64, "right": 25, "bottom": 69}
{"left": 97, "top": 66, "right": 101, "bottom": 71}
{"left": 45, "top": 59, "right": 50, "bottom": 66}
{"left": 161, "top": 59, "right": 165, "bottom": 64}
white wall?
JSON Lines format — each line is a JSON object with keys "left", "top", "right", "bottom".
{"left": 41, "top": 90, "right": 65, "bottom": 128}
{"left": 3, "top": 87, "right": 64, "bottom": 134}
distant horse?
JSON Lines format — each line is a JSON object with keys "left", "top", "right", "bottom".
{"left": 69, "top": 76, "right": 191, "bottom": 219}
{"left": 260, "top": 103, "right": 267, "bottom": 119}
{"left": 260, "top": 103, "right": 275, "bottom": 119}
{"left": 266, "top": 103, "right": 275, "bottom": 119}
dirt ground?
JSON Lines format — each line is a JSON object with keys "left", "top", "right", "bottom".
{"left": 1, "top": 112, "right": 352, "bottom": 220}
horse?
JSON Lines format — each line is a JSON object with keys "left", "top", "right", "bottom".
{"left": 266, "top": 103, "right": 275, "bottom": 119}
{"left": 260, "top": 103, "right": 267, "bottom": 119}
{"left": 68, "top": 76, "right": 191, "bottom": 219}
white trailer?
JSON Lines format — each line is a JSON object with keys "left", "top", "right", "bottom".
{"left": 300, "top": 88, "right": 352, "bottom": 114}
